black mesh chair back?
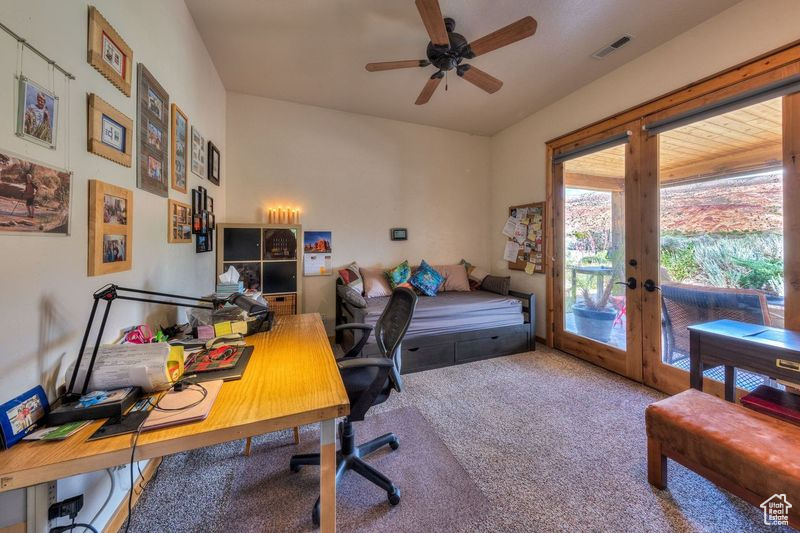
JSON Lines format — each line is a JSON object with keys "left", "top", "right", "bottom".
{"left": 661, "top": 282, "right": 769, "bottom": 363}
{"left": 374, "top": 286, "right": 417, "bottom": 390}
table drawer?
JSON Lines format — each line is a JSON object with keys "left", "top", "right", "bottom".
{"left": 456, "top": 331, "right": 528, "bottom": 362}
{"left": 402, "top": 342, "right": 454, "bottom": 372}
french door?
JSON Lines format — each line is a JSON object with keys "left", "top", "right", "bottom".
{"left": 552, "top": 122, "right": 644, "bottom": 381}
{"left": 550, "top": 71, "right": 800, "bottom": 396}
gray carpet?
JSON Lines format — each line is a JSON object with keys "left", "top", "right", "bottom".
{"left": 127, "top": 346, "right": 793, "bottom": 532}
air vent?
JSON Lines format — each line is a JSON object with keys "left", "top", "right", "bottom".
{"left": 591, "top": 34, "right": 633, "bottom": 59}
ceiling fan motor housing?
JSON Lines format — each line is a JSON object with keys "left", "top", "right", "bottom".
{"left": 426, "top": 17, "right": 471, "bottom": 71}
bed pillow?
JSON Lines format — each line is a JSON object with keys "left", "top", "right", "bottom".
{"left": 337, "top": 261, "right": 363, "bottom": 294}
{"left": 462, "top": 259, "right": 490, "bottom": 290}
{"left": 360, "top": 267, "right": 393, "bottom": 298}
{"left": 409, "top": 260, "right": 444, "bottom": 297}
{"left": 385, "top": 260, "right": 411, "bottom": 290}
{"left": 336, "top": 284, "right": 367, "bottom": 308}
{"left": 435, "top": 264, "right": 471, "bottom": 292}
{"left": 481, "top": 275, "right": 511, "bottom": 296}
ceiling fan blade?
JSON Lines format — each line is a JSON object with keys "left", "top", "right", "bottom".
{"left": 457, "top": 65, "right": 503, "bottom": 94}
{"left": 466, "top": 16, "right": 537, "bottom": 57}
{"left": 415, "top": 72, "right": 444, "bottom": 105}
{"left": 365, "top": 60, "right": 430, "bottom": 72}
{"left": 415, "top": 0, "right": 449, "bottom": 47}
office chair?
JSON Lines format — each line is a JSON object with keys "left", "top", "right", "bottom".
{"left": 290, "top": 286, "right": 417, "bottom": 525}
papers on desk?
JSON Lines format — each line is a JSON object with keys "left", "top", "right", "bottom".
{"left": 23, "top": 421, "right": 90, "bottom": 441}
{"left": 66, "top": 343, "right": 184, "bottom": 393}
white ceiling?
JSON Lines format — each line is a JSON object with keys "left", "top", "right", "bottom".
{"left": 184, "top": 0, "right": 740, "bottom": 136}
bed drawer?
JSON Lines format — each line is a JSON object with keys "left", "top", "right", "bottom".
{"left": 456, "top": 331, "right": 529, "bottom": 362}
{"left": 401, "top": 342, "right": 455, "bottom": 373}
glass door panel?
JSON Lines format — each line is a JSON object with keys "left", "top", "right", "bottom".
{"left": 654, "top": 96, "right": 784, "bottom": 391}
{"left": 563, "top": 144, "right": 627, "bottom": 349}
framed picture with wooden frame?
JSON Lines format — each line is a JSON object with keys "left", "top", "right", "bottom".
{"left": 88, "top": 180, "right": 133, "bottom": 276}
{"left": 87, "top": 94, "right": 133, "bottom": 167}
{"left": 87, "top": 6, "right": 133, "bottom": 97}
{"left": 168, "top": 199, "right": 192, "bottom": 243}
{"left": 171, "top": 104, "right": 188, "bottom": 193}
{"left": 137, "top": 64, "right": 169, "bottom": 197}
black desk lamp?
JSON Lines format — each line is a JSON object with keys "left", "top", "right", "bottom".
{"left": 49, "top": 284, "right": 268, "bottom": 425}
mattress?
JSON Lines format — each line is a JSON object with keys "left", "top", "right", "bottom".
{"left": 350, "top": 290, "right": 524, "bottom": 340}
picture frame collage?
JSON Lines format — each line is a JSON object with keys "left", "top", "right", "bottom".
{"left": 191, "top": 186, "right": 215, "bottom": 253}
{"left": 5, "top": 6, "right": 223, "bottom": 269}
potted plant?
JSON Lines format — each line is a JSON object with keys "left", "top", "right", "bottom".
{"left": 572, "top": 280, "right": 617, "bottom": 343}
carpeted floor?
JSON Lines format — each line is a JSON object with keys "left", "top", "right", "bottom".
{"left": 127, "top": 346, "right": 792, "bottom": 532}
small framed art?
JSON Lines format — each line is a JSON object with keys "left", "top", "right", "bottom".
{"left": 137, "top": 64, "right": 169, "bottom": 197}
{"left": 87, "top": 94, "right": 133, "bottom": 167}
{"left": 168, "top": 199, "right": 192, "bottom": 243}
{"left": 171, "top": 104, "right": 188, "bottom": 193}
{"left": 191, "top": 126, "right": 206, "bottom": 178}
{"left": 16, "top": 76, "right": 58, "bottom": 149}
{"left": 89, "top": 179, "right": 133, "bottom": 276}
{"left": 208, "top": 141, "right": 220, "bottom": 185}
{"left": 87, "top": 6, "right": 133, "bottom": 97}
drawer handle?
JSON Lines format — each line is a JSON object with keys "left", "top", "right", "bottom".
{"left": 491, "top": 336, "right": 499, "bottom": 340}
{"left": 777, "top": 359, "right": 800, "bottom": 372}
{"left": 408, "top": 347, "right": 420, "bottom": 352}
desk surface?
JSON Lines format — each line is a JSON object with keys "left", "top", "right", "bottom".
{"left": 0, "top": 313, "right": 350, "bottom": 492}
{"left": 688, "top": 319, "right": 800, "bottom": 352}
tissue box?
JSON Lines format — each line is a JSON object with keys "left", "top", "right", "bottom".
{"left": 215, "top": 281, "right": 244, "bottom": 296}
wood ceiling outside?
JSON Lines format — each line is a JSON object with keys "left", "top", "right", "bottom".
{"left": 564, "top": 97, "right": 782, "bottom": 190}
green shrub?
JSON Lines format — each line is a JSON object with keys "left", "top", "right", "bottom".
{"left": 734, "top": 257, "right": 783, "bottom": 293}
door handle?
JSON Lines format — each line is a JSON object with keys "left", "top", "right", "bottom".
{"left": 615, "top": 277, "right": 637, "bottom": 290}
{"left": 643, "top": 279, "right": 660, "bottom": 292}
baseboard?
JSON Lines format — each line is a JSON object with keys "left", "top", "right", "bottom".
{"left": 103, "top": 457, "right": 162, "bottom": 533}
{"left": 0, "top": 523, "right": 25, "bottom": 533}
{"left": 535, "top": 335, "right": 546, "bottom": 346}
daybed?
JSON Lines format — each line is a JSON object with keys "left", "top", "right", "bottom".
{"left": 335, "top": 262, "right": 535, "bottom": 374}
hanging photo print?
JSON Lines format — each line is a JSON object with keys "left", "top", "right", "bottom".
{"left": 16, "top": 76, "right": 58, "bottom": 149}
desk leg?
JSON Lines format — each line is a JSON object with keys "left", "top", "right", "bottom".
{"left": 689, "top": 333, "right": 702, "bottom": 391}
{"left": 724, "top": 366, "right": 735, "bottom": 402}
{"left": 319, "top": 418, "right": 337, "bottom": 533}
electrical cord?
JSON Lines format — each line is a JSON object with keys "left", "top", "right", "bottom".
{"left": 50, "top": 518, "right": 98, "bottom": 533}
{"left": 123, "top": 380, "right": 208, "bottom": 533}
{"left": 84, "top": 468, "right": 114, "bottom": 533}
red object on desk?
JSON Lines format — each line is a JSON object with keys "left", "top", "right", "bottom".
{"left": 741, "top": 385, "right": 800, "bottom": 427}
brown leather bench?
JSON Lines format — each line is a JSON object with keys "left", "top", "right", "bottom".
{"left": 646, "top": 388, "right": 800, "bottom": 528}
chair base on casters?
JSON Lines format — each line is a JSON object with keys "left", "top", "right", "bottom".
{"left": 290, "top": 420, "right": 400, "bottom": 526}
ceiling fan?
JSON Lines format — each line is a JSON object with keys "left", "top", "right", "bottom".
{"left": 365, "top": 0, "right": 537, "bottom": 105}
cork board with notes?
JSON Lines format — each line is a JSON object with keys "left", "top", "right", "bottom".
{"left": 504, "top": 202, "right": 546, "bottom": 274}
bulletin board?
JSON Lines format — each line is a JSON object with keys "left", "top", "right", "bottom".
{"left": 504, "top": 202, "right": 546, "bottom": 274}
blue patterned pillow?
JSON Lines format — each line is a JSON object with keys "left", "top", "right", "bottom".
{"left": 408, "top": 260, "right": 444, "bottom": 297}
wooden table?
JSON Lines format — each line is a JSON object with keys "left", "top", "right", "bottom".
{"left": 688, "top": 319, "right": 800, "bottom": 402}
{"left": 0, "top": 314, "right": 350, "bottom": 532}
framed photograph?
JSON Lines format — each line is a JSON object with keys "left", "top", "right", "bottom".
{"left": 196, "top": 231, "right": 213, "bottom": 253}
{"left": 207, "top": 141, "right": 220, "bottom": 185}
{"left": 87, "top": 94, "right": 132, "bottom": 167}
{"left": 89, "top": 180, "right": 132, "bottom": 276}
{"left": 191, "top": 126, "right": 206, "bottom": 178}
{"left": 171, "top": 104, "right": 188, "bottom": 193}
{"left": 0, "top": 150, "right": 71, "bottom": 235}
{"left": 0, "top": 385, "right": 49, "bottom": 449}
{"left": 137, "top": 64, "right": 169, "bottom": 197}
{"left": 87, "top": 6, "right": 133, "bottom": 96}
{"left": 16, "top": 76, "right": 58, "bottom": 149}
{"left": 207, "top": 196, "right": 214, "bottom": 213}
{"left": 168, "top": 199, "right": 192, "bottom": 243}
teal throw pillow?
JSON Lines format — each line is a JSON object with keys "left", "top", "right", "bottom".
{"left": 385, "top": 260, "right": 411, "bottom": 290}
{"left": 409, "top": 260, "right": 444, "bottom": 297}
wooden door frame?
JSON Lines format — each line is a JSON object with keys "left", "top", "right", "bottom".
{"left": 545, "top": 39, "right": 800, "bottom": 394}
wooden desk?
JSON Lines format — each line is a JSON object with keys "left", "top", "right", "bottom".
{"left": 0, "top": 314, "right": 349, "bottom": 532}
{"left": 688, "top": 319, "right": 800, "bottom": 402}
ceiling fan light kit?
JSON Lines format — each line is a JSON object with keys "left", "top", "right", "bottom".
{"left": 365, "top": 0, "right": 537, "bottom": 105}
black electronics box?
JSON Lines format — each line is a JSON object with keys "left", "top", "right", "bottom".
{"left": 47, "top": 387, "right": 141, "bottom": 426}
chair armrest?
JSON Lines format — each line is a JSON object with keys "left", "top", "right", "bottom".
{"left": 335, "top": 323, "right": 374, "bottom": 332}
{"left": 337, "top": 358, "right": 394, "bottom": 370}
{"left": 335, "top": 323, "right": 374, "bottom": 359}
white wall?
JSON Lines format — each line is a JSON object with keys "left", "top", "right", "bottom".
{"left": 0, "top": 0, "right": 225, "bottom": 529}
{"left": 489, "top": 0, "right": 800, "bottom": 337}
{"left": 225, "top": 93, "right": 491, "bottom": 329}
